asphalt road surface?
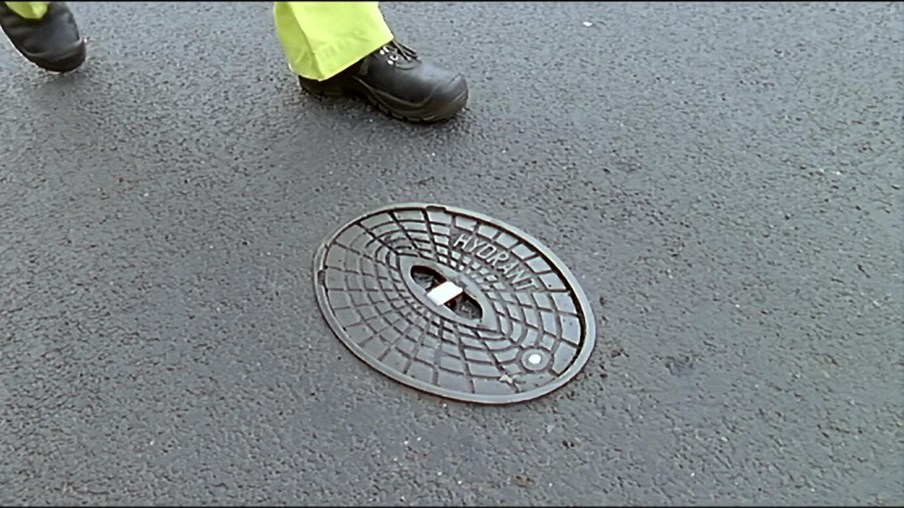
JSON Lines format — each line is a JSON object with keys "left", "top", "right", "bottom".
{"left": 1, "top": 2, "right": 902, "bottom": 506}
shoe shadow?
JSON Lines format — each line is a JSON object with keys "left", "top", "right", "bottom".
{"left": 299, "top": 91, "right": 474, "bottom": 137}
{"left": 32, "top": 49, "right": 95, "bottom": 85}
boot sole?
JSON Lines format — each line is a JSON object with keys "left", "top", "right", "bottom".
{"left": 4, "top": 36, "right": 86, "bottom": 73}
{"left": 300, "top": 76, "right": 468, "bottom": 124}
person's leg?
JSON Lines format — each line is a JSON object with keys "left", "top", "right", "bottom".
{"left": 0, "top": 1, "right": 85, "bottom": 72}
{"left": 274, "top": 1, "right": 392, "bottom": 81}
{"left": 273, "top": 1, "right": 468, "bottom": 123}
{"left": 6, "top": 1, "right": 48, "bottom": 19}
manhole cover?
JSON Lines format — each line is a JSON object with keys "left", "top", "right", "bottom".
{"left": 313, "top": 203, "right": 596, "bottom": 404}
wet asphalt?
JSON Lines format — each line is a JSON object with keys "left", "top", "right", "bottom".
{"left": 1, "top": 2, "right": 902, "bottom": 506}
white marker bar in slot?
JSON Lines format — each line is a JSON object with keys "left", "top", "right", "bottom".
{"left": 426, "top": 281, "right": 463, "bottom": 306}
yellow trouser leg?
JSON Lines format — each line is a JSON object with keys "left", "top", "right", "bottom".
{"left": 273, "top": 1, "right": 394, "bottom": 81}
{"left": 5, "top": 1, "right": 49, "bottom": 19}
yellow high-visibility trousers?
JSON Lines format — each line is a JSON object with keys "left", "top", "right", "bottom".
{"left": 4, "top": 1, "right": 394, "bottom": 80}
{"left": 273, "top": 2, "right": 393, "bottom": 80}
{"left": 5, "top": 1, "right": 47, "bottom": 19}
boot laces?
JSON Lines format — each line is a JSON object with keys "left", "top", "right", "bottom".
{"left": 377, "top": 40, "right": 418, "bottom": 64}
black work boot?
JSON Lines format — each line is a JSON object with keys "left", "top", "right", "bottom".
{"left": 0, "top": 2, "right": 85, "bottom": 73}
{"left": 299, "top": 40, "right": 468, "bottom": 123}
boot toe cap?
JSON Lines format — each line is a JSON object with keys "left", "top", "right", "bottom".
{"left": 41, "top": 40, "right": 86, "bottom": 72}
{"left": 422, "top": 72, "right": 469, "bottom": 121}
